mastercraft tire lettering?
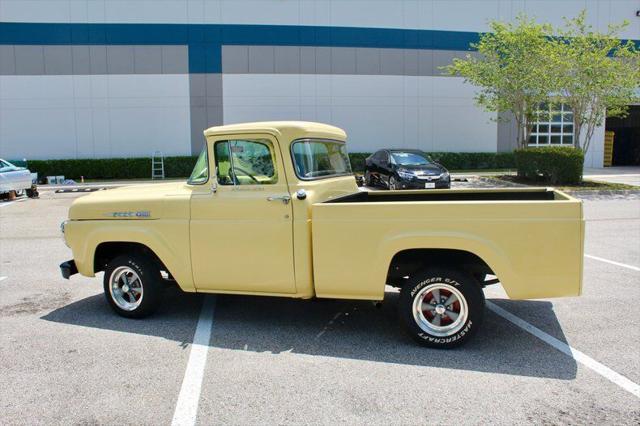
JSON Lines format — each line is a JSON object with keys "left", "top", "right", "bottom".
{"left": 399, "top": 268, "right": 485, "bottom": 348}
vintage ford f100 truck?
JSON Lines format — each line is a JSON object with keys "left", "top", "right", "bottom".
{"left": 60, "top": 121, "right": 584, "bottom": 348}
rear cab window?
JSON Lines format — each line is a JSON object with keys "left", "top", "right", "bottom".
{"left": 291, "top": 139, "right": 353, "bottom": 180}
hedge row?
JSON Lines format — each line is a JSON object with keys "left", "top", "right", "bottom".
{"left": 26, "top": 152, "right": 517, "bottom": 181}
{"left": 27, "top": 156, "right": 199, "bottom": 180}
{"left": 514, "top": 147, "right": 584, "bottom": 184}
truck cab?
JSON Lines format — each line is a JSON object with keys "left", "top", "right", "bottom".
{"left": 188, "top": 122, "right": 356, "bottom": 298}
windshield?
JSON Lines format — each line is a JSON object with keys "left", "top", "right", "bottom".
{"left": 291, "top": 139, "right": 352, "bottom": 179}
{"left": 0, "top": 159, "right": 19, "bottom": 172}
{"left": 188, "top": 146, "right": 209, "bottom": 184}
{"left": 391, "top": 152, "right": 430, "bottom": 166}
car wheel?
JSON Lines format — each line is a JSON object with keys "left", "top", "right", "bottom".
{"left": 103, "top": 254, "right": 163, "bottom": 318}
{"left": 364, "top": 170, "right": 374, "bottom": 187}
{"left": 389, "top": 176, "right": 398, "bottom": 190}
{"left": 398, "top": 267, "right": 484, "bottom": 348}
{"left": 26, "top": 187, "right": 39, "bottom": 198}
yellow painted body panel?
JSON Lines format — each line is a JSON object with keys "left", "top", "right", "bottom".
{"left": 311, "top": 188, "right": 584, "bottom": 300}
{"left": 190, "top": 132, "right": 297, "bottom": 294}
{"left": 64, "top": 121, "right": 584, "bottom": 303}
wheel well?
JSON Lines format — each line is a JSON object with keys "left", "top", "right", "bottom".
{"left": 386, "top": 249, "right": 497, "bottom": 288}
{"left": 94, "top": 242, "right": 167, "bottom": 274}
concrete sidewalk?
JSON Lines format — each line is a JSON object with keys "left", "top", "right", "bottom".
{"left": 584, "top": 167, "right": 640, "bottom": 187}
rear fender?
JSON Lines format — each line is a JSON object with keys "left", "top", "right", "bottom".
{"left": 377, "top": 232, "right": 515, "bottom": 296}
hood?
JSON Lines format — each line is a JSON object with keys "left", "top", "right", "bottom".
{"left": 68, "top": 181, "right": 191, "bottom": 220}
{"left": 396, "top": 163, "right": 445, "bottom": 175}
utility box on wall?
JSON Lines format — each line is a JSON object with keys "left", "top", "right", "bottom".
{"left": 603, "top": 131, "right": 615, "bottom": 167}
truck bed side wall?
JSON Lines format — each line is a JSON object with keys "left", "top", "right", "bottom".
{"left": 311, "top": 199, "right": 584, "bottom": 300}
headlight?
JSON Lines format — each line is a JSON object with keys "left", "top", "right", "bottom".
{"left": 440, "top": 171, "right": 450, "bottom": 180}
{"left": 397, "top": 170, "right": 415, "bottom": 179}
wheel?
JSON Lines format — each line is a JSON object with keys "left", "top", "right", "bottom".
{"left": 103, "top": 254, "right": 163, "bottom": 318}
{"left": 26, "top": 186, "right": 39, "bottom": 198}
{"left": 389, "top": 175, "right": 398, "bottom": 190}
{"left": 364, "top": 170, "right": 374, "bottom": 187}
{"left": 398, "top": 267, "right": 484, "bottom": 348}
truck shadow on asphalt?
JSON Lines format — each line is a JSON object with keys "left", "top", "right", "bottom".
{"left": 42, "top": 288, "right": 577, "bottom": 379}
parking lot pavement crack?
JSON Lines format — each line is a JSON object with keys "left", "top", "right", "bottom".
{"left": 315, "top": 306, "right": 348, "bottom": 340}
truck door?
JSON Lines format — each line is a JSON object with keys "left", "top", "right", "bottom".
{"left": 189, "top": 134, "right": 296, "bottom": 293}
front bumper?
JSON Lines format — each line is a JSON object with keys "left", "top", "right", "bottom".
{"left": 60, "top": 260, "right": 78, "bottom": 279}
{"left": 397, "top": 178, "right": 450, "bottom": 189}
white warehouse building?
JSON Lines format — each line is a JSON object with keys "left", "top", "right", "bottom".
{"left": 0, "top": 1, "right": 638, "bottom": 168}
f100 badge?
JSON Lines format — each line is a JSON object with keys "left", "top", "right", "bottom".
{"left": 105, "top": 211, "right": 151, "bottom": 218}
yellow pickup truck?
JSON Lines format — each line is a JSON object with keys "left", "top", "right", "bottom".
{"left": 60, "top": 121, "right": 584, "bottom": 348}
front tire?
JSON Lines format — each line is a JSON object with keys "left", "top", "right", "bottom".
{"left": 364, "top": 170, "right": 374, "bottom": 187}
{"left": 389, "top": 175, "right": 398, "bottom": 190}
{"left": 398, "top": 267, "right": 484, "bottom": 348}
{"left": 103, "top": 254, "right": 163, "bottom": 318}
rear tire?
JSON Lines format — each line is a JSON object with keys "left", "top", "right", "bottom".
{"left": 103, "top": 254, "right": 163, "bottom": 318}
{"left": 398, "top": 267, "right": 484, "bottom": 348}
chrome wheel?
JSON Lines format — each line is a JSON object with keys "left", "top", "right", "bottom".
{"left": 412, "top": 283, "right": 468, "bottom": 337}
{"left": 364, "top": 171, "right": 373, "bottom": 186}
{"left": 389, "top": 176, "right": 397, "bottom": 190}
{"left": 109, "top": 266, "right": 143, "bottom": 311}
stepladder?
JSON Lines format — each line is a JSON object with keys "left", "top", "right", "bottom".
{"left": 152, "top": 151, "right": 165, "bottom": 179}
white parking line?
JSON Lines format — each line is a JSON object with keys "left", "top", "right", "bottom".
{"left": 487, "top": 301, "right": 640, "bottom": 398}
{"left": 172, "top": 296, "right": 216, "bottom": 426}
{"left": 585, "top": 254, "right": 640, "bottom": 272}
{"left": 0, "top": 198, "right": 27, "bottom": 208}
{"left": 0, "top": 276, "right": 7, "bottom": 282}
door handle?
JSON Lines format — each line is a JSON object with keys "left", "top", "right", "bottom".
{"left": 267, "top": 195, "right": 291, "bottom": 204}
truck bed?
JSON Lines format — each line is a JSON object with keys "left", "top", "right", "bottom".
{"left": 311, "top": 188, "right": 584, "bottom": 301}
{"left": 326, "top": 187, "right": 561, "bottom": 202}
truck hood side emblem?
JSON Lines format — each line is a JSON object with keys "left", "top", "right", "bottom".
{"left": 103, "top": 211, "right": 151, "bottom": 218}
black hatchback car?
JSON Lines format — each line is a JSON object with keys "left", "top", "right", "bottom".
{"left": 364, "top": 149, "right": 450, "bottom": 190}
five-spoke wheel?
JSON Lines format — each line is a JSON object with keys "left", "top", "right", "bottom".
{"left": 109, "top": 266, "right": 144, "bottom": 311}
{"left": 412, "top": 284, "right": 468, "bottom": 337}
{"left": 103, "top": 254, "right": 163, "bottom": 318}
{"left": 399, "top": 267, "right": 484, "bottom": 348}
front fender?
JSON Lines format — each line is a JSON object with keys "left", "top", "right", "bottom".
{"left": 65, "top": 219, "right": 195, "bottom": 292}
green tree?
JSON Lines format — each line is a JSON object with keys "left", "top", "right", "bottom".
{"left": 554, "top": 11, "right": 640, "bottom": 154}
{"left": 445, "top": 15, "right": 561, "bottom": 148}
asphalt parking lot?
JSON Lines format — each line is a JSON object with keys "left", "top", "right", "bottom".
{"left": 1, "top": 187, "right": 639, "bottom": 425}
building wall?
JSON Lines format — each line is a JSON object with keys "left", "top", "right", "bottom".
{"left": 1, "top": 0, "right": 638, "bottom": 166}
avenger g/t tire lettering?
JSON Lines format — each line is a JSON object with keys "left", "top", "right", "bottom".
{"left": 399, "top": 267, "right": 484, "bottom": 348}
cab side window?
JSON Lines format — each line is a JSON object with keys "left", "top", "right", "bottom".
{"left": 214, "top": 139, "right": 278, "bottom": 185}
